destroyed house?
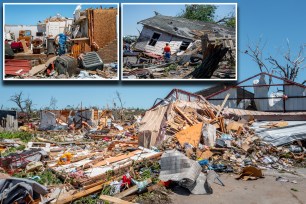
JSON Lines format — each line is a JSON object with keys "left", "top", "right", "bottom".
{"left": 71, "top": 8, "right": 118, "bottom": 63}
{"left": 39, "top": 109, "right": 113, "bottom": 130}
{"left": 0, "top": 110, "right": 18, "bottom": 131}
{"left": 197, "top": 72, "right": 306, "bottom": 112}
{"left": 135, "top": 14, "right": 235, "bottom": 56}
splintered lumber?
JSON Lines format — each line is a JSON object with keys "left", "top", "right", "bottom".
{"left": 36, "top": 136, "right": 57, "bottom": 144}
{"left": 20, "top": 39, "right": 29, "bottom": 53}
{"left": 57, "top": 185, "right": 103, "bottom": 204}
{"left": 176, "top": 122, "right": 203, "bottom": 147}
{"left": 71, "top": 153, "right": 96, "bottom": 163}
{"left": 219, "top": 117, "right": 226, "bottom": 133}
{"left": 80, "top": 150, "right": 142, "bottom": 169}
{"left": 216, "top": 93, "right": 230, "bottom": 117}
{"left": 115, "top": 178, "right": 152, "bottom": 198}
{"left": 80, "top": 152, "right": 163, "bottom": 187}
{"left": 99, "top": 195, "right": 136, "bottom": 204}
{"left": 57, "top": 176, "right": 121, "bottom": 204}
{"left": 185, "top": 44, "right": 228, "bottom": 79}
{"left": 227, "top": 121, "right": 244, "bottom": 132}
{"left": 173, "top": 105, "right": 194, "bottom": 125}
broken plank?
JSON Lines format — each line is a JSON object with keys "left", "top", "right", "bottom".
{"left": 29, "top": 64, "right": 46, "bottom": 76}
{"left": 57, "top": 184, "right": 104, "bottom": 204}
{"left": 20, "top": 39, "right": 29, "bottom": 53}
{"left": 90, "top": 150, "right": 141, "bottom": 168}
{"left": 216, "top": 93, "right": 230, "bottom": 117}
{"left": 78, "top": 150, "right": 142, "bottom": 170}
{"left": 99, "top": 195, "right": 136, "bottom": 204}
{"left": 173, "top": 105, "right": 194, "bottom": 125}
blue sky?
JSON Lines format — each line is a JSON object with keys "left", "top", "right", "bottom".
{"left": 1, "top": 0, "right": 306, "bottom": 110}
{"left": 5, "top": 4, "right": 117, "bottom": 25}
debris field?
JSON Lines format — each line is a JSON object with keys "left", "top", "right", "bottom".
{"left": 1, "top": 88, "right": 305, "bottom": 203}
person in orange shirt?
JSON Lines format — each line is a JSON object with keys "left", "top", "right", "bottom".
{"left": 163, "top": 43, "right": 171, "bottom": 62}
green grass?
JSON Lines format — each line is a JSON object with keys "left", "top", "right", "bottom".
{"left": 1, "top": 145, "right": 26, "bottom": 156}
{"left": 73, "top": 195, "right": 100, "bottom": 204}
{"left": 0, "top": 131, "right": 33, "bottom": 142}
{"left": 164, "top": 64, "right": 178, "bottom": 73}
{"left": 13, "top": 169, "right": 62, "bottom": 186}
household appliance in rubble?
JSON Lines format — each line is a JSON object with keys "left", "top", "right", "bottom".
{"left": 81, "top": 52, "right": 104, "bottom": 70}
{"left": 54, "top": 55, "right": 77, "bottom": 77}
{"left": 46, "top": 38, "right": 56, "bottom": 55}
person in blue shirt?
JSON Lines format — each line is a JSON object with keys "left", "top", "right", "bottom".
{"left": 55, "top": 32, "right": 70, "bottom": 55}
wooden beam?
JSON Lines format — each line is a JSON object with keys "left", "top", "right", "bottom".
{"left": 216, "top": 93, "right": 230, "bottom": 117}
{"left": 56, "top": 176, "right": 119, "bottom": 204}
{"left": 80, "top": 150, "right": 141, "bottom": 170}
{"left": 20, "top": 39, "right": 29, "bottom": 53}
{"left": 57, "top": 184, "right": 103, "bottom": 204}
{"left": 173, "top": 105, "right": 194, "bottom": 125}
{"left": 99, "top": 195, "right": 136, "bottom": 204}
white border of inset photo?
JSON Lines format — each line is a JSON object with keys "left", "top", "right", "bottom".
{"left": 3, "top": 3, "right": 120, "bottom": 81}
{"left": 121, "top": 3, "right": 238, "bottom": 81}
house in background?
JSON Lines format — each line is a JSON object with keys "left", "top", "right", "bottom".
{"left": 134, "top": 14, "right": 235, "bottom": 56}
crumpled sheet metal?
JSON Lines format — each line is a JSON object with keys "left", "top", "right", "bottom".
{"left": 159, "top": 150, "right": 212, "bottom": 194}
{"left": 251, "top": 121, "right": 306, "bottom": 146}
{"left": 0, "top": 178, "right": 48, "bottom": 204}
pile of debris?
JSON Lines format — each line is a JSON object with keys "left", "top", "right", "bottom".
{"left": 1, "top": 89, "right": 305, "bottom": 203}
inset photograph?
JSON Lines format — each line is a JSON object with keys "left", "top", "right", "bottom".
{"left": 4, "top": 3, "right": 118, "bottom": 80}
{"left": 122, "top": 3, "right": 237, "bottom": 80}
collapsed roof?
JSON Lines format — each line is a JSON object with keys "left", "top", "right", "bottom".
{"left": 138, "top": 14, "right": 235, "bottom": 40}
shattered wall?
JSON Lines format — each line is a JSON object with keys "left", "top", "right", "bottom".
{"left": 4, "top": 25, "right": 40, "bottom": 41}
{"left": 135, "top": 26, "right": 192, "bottom": 55}
{"left": 40, "top": 111, "right": 57, "bottom": 130}
{"left": 92, "top": 8, "right": 117, "bottom": 49}
{"left": 139, "top": 105, "right": 168, "bottom": 148}
{"left": 74, "top": 109, "right": 100, "bottom": 128}
{"left": 39, "top": 110, "right": 72, "bottom": 130}
{"left": 0, "top": 110, "right": 18, "bottom": 131}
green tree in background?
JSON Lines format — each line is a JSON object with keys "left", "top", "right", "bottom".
{"left": 178, "top": 5, "right": 236, "bottom": 28}
{"left": 225, "top": 17, "right": 235, "bottom": 28}
{"left": 179, "top": 5, "right": 216, "bottom": 22}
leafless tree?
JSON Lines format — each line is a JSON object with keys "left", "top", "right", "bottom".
{"left": 10, "top": 92, "right": 36, "bottom": 122}
{"left": 10, "top": 92, "right": 25, "bottom": 112}
{"left": 245, "top": 38, "right": 305, "bottom": 82}
{"left": 267, "top": 41, "right": 305, "bottom": 81}
{"left": 244, "top": 38, "right": 270, "bottom": 73}
{"left": 49, "top": 96, "right": 58, "bottom": 110}
{"left": 24, "top": 98, "right": 34, "bottom": 114}
{"left": 116, "top": 91, "right": 125, "bottom": 121}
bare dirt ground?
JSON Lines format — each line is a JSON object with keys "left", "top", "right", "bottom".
{"left": 171, "top": 169, "right": 306, "bottom": 204}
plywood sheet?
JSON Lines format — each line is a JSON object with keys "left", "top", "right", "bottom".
{"left": 176, "top": 122, "right": 203, "bottom": 147}
{"left": 93, "top": 8, "right": 117, "bottom": 49}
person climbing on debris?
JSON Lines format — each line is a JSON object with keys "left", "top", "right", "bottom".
{"left": 163, "top": 43, "right": 171, "bottom": 62}
{"left": 55, "top": 32, "right": 70, "bottom": 56}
